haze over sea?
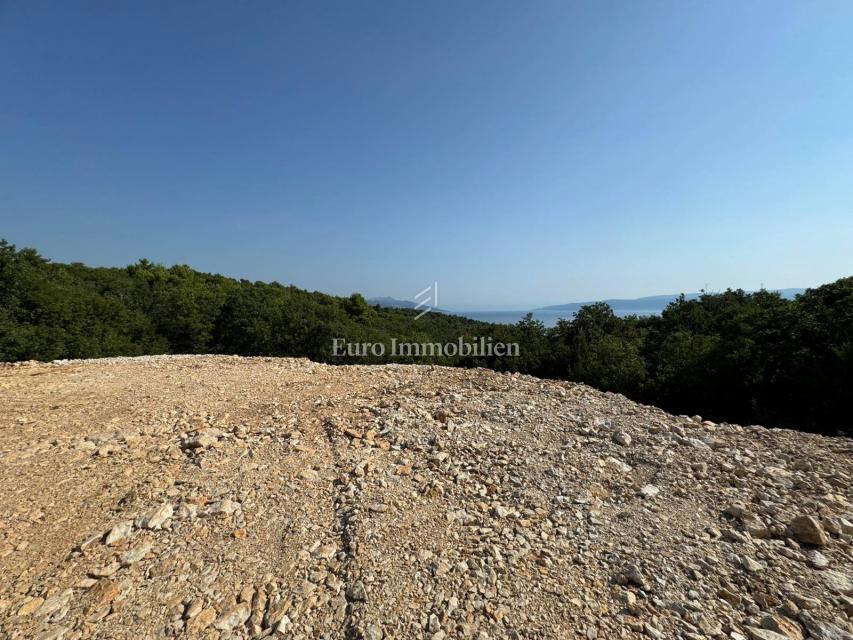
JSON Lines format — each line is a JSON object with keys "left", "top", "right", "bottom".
{"left": 453, "top": 308, "right": 658, "bottom": 327}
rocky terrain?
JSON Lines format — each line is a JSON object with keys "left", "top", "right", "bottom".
{"left": 0, "top": 355, "right": 851, "bottom": 640}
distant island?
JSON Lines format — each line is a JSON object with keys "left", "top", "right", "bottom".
{"left": 538, "top": 288, "right": 805, "bottom": 315}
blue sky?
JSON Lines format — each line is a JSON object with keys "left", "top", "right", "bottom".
{"left": 2, "top": 1, "right": 852, "bottom": 310}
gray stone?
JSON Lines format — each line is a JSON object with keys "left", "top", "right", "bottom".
{"left": 639, "top": 485, "right": 659, "bottom": 499}
{"left": 807, "top": 549, "right": 830, "bottom": 569}
{"left": 120, "top": 542, "right": 153, "bottom": 566}
{"left": 213, "top": 602, "right": 250, "bottom": 631}
{"left": 139, "top": 502, "right": 173, "bottom": 529}
{"left": 612, "top": 431, "right": 632, "bottom": 446}
{"left": 824, "top": 570, "right": 853, "bottom": 595}
{"left": 742, "top": 556, "right": 764, "bottom": 573}
{"left": 347, "top": 581, "right": 367, "bottom": 602}
{"left": 746, "top": 628, "right": 789, "bottom": 640}
{"left": 363, "top": 624, "right": 384, "bottom": 640}
{"left": 105, "top": 521, "right": 133, "bottom": 546}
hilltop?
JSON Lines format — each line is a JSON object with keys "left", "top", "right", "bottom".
{"left": 0, "top": 356, "right": 851, "bottom": 639}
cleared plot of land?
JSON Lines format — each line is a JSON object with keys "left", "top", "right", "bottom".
{"left": 0, "top": 356, "right": 851, "bottom": 640}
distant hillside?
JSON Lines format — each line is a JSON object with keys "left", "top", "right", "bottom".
{"left": 368, "top": 296, "right": 448, "bottom": 314}
{"left": 367, "top": 296, "right": 418, "bottom": 309}
{"left": 539, "top": 288, "right": 805, "bottom": 313}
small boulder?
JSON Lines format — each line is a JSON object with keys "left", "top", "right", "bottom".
{"left": 788, "top": 515, "right": 830, "bottom": 547}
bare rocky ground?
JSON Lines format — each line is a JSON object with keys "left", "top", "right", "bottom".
{"left": 0, "top": 356, "right": 851, "bottom": 640}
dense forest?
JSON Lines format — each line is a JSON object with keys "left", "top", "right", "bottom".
{"left": 1, "top": 239, "right": 850, "bottom": 436}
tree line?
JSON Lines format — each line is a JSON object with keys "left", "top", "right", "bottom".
{"left": 1, "top": 239, "right": 850, "bottom": 435}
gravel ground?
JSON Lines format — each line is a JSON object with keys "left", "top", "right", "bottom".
{"left": 0, "top": 355, "right": 851, "bottom": 640}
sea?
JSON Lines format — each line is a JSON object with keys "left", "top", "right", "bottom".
{"left": 452, "top": 308, "right": 660, "bottom": 328}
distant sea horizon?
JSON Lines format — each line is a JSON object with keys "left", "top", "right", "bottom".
{"left": 372, "top": 288, "right": 805, "bottom": 328}
{"left": 450, "top": 308, "right": 660, "bottom": 327}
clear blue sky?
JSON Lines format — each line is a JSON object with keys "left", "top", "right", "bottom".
{"left": 2, "top": 1, "right": 852, "bottom": 310}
